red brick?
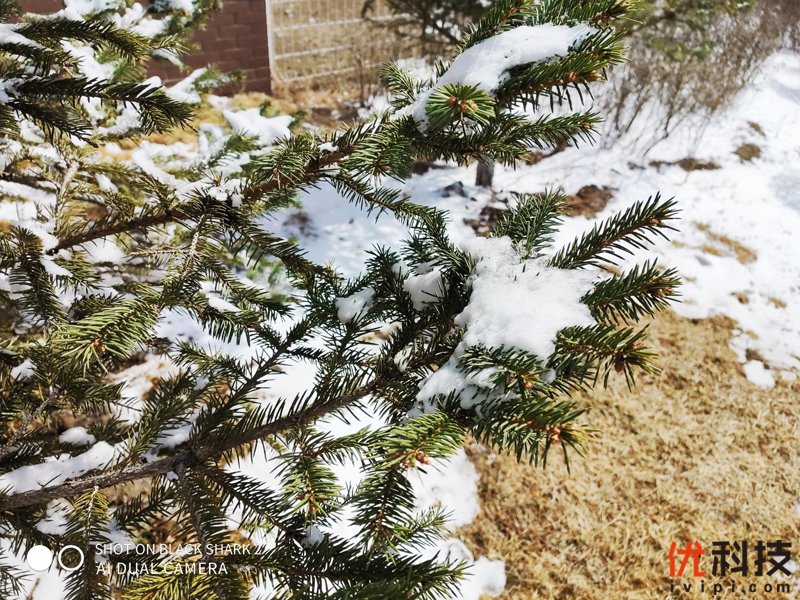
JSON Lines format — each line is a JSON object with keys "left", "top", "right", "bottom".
{"left": 211, "top": 13, "right": 236, "bottom": 27}
{"left": 19, "top": 0, "right": 61, "bottom": 12}
{"left": 220, "top": 47, "right": 251, "bottom": 62}
{"left": 21, "top": 0, "right": 271, "bottom": 93}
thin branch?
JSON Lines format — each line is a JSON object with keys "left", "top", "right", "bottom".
{"left": 45, "top": 147, "right": 351, "bottom": 256}
{"left": 0, "top": 385, "right": 57, "bottom": 462}
{"left": 0, "top": 371, "right": 393, "bottom": 512}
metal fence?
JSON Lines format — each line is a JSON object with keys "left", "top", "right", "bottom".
{"left": 266, "top": 0, "right": 414, "bottom": 87}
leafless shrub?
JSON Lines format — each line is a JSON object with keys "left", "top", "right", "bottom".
{"left": 598, "top": 0, "right": 800, "bottom": 152}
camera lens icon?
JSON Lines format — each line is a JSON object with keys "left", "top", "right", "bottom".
{"left": 26, "top": 544, "right": 84, "bottom": 572}
{"left": 58, "top": 545, "right": 85, "bottom": 571}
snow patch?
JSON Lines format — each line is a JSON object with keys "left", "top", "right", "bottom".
{"left": 435, "top": 539, "right": 506, "bottom": 599}
{"left": 335, "top": 287, "right": 375, "bottom": 323}
{"left": 301, "top": 525, "right": 325, "bottom": 548}
{"left": 0, "top": 24, "right": 42, "bottom": 48}
{"left": 743, "top": 359, "right": 775, "bottom": 389}
{"left": 411, "top": 449, "right": 480, "bottom": 528}
{"left": 10, "top": 359, "right": 34, "bottom": 380}
{"left": 59, "top": 426, "right": 97, "bottom": 446}
{"left": 0, "top": 78, "right": 20, "bottom": 103}
{"left": 223, "top": 109, "right": 293, "bottom": 146}
{"left": 0, "top": 441, "right": 120, "bottom": 493}
{"left": 402, "top": 264, "right": 446, "bottom": 311}
{"left": 166, "top": 68, "right": 207, "bottom": 104}
{"left": 415, "top": 236, "right": 595, "bottom": 411}
{"left": 207, "top": 294, "right": 239, "bottom": 313}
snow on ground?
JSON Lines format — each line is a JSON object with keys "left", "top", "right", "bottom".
{"left": 491, "top": 51, "right": 800, "bottom": 385}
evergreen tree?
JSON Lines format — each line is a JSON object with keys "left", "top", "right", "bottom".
{"left": 0, "top": 0, "right": 680, "bottom": 597}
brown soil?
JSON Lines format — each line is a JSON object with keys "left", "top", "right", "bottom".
{"left": 457, "top": 309, "right": 800, "bottom": 599}
{"left": 564, "top": 185, "right": 614, "bottom": 218}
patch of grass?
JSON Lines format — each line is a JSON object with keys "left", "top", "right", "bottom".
{"left": 734, "top": 143, "right": 762, "bottom": 162}
{"left": 696, "top": 224, "right": 757, "bottom": 264}
{"left": 768, "top": 297, "right": 787, "bottom": 309}
{"left": 458, "top": 310, "right": 800, "bottom": 599}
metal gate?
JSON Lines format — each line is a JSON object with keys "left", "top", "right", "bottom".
{"left": 266, "top": 0, "right": 414, "bottom": 87}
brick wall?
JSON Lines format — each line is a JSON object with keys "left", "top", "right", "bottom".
{"left": 18, "top": 1, "right": 271, "bottom": 93}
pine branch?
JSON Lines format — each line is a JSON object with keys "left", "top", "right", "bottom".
{"left": 548, "top": 194, "right": 679, "bottom": 269}
{"left": 0, "top": 367, "right": 410, "bottom": 512}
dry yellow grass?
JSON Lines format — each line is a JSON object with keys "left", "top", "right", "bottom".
{"left": 695, "top": 224, "right": 757, "bottom": 264}
{"left": 458, "top": 310, "right": 800, "bottom": 599}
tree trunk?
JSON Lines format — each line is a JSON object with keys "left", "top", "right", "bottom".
{"left": 475, "top": 160, "right": 495, "bottom": 188}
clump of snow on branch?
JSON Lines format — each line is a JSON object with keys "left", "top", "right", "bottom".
{"left": 400, "top": 24, "right": 594, "bottom": 131}
{"left": 335, "top": 287, "right": 375, "bottom": 323}
{"left": 0, "top": 441, "right": 120, "bottom": 493}
{"left": 223, "top": 108, "right": 294, "bottom": 146}
{"left": 300, "top": 525, "right": 326, "bottom": 548}
{"left": 59, "top": 427, "right": 97, "bottom": 446}
{"left": 10, "top": 359, "right": 34, "bottom": 380}
{"left": 414, "top": 236, "right": 596, "bottom": 413}
{"left": 0, "top": 78, "right": 20, "bottom": 103}
{"left": 0, "top": 23, "right": 41, "bottom": 47}
{"left": 400, "top": 263, "right": 447, "bottom": 311}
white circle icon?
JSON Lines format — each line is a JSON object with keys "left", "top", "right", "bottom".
{"left": 57, "top": 545, "right": 84, "bottom": 572}
{"left": 26, "top": 545, "right": 53, "bottom": 571}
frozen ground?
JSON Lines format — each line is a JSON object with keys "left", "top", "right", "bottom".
{"left": 5, "top": 49, "right": 799, "bottom": 599}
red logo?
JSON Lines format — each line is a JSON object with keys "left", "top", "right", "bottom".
{"left": 669, "top": 541, "right": 706, "bottom": 577}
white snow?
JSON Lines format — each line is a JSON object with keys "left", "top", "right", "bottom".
{"left": 0, "top": 24, "right": 42, "bottom": 48}
{"left": 411, "top": 449, "right": 480, "bottom": 528}
{"left": 487, "top": 50, "right": 800, "bottom": 378}
{"left": 95, "top": 173, "right": 117, "bottom": 192}
{"left": 41, "top": 256, "right": 72, "bottom": 278}
{"left": 10, "top": 359, "right": 34, "bottom": 380}
{"left": 335, "top": 287, "right": 375, "bottom": 323}
{"left": 84, "top": 238, "right": 126, "bottom": 263}
{"left": 458, "top": 236, "right": 596, "bottom": 359}
{"left": 155, "top": 420, "right": 196, "bottom": 449}
{"left": 433, "top": 539, "right": 506, "bottom": 599}
{"left": 400, "top": 24, "right": 594, "bottom": 130}
{"left": 0, "top": 441, "right": 119, "bottom": 494}
{"left": 742, "top": 359, "right": 775, "bottom": 389}
{"left": 163, "top": 0, "right": 195, "bottom": 12}
{"left": 320, "top": 142, "right": 338, "bottom": 153}
{"left": 62, "top": 40, "right": 116, "bottom": 81}
{"left": 415, "top": 236, "right": 596, "bottom": 411}
{"left": 0, "top": 78, "right": 19, "bottom": 103}
{"left": 207, "top": 294, "right": 240, "bottom": 313}
{"left": 35, "top": 503, "right": 69, "bottom": 535}
{"left": 300, "top": 525, "right": 326, "bottom": 548}
{"left": 62, "top": 0, "right": 122, "bottom": 17}
{"left": 402, "top": 264, "right": 446, "bottom": 311}
{"left": 166, "top": 68, "right": 207, "bottom": 104}
{"left": 222, "top": 109, "right": 294, "bottom": 146}
{"left": 58, "top": 426, "right": 97, "bottom": 446}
